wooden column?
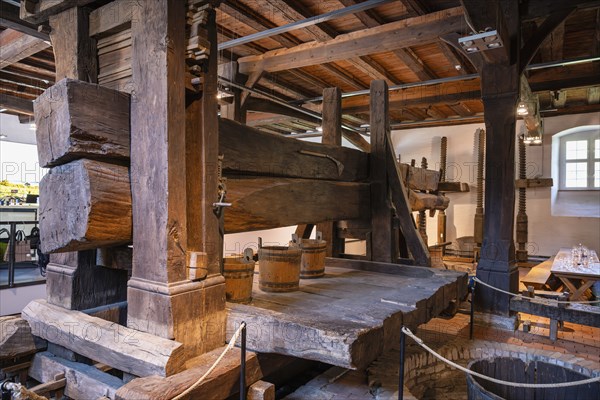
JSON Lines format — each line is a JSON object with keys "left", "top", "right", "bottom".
{"left": 42, "top": 6, "right": 126, "bottom": 311}
{"left": 316, "top": 87, "right": 345, "bottom": 257}
{"left": 127, "top": 0, "right": 225, "bottom": 357}
{"left": 369, "top": 80, "right": 397, "bottom": 263}
{"left": 220, "top": 61, "right": 243, "bottom": 122}
{"left": 476, "top": 81, "right": 520, "bottom": 314}
{"left": 49, "top": 7, "right": 97, "bottom": 83}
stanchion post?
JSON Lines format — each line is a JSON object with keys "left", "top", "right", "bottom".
{"left": 470, "top": 282, "right": 475, "bottom": 340}
{"left": 398, "top": 327, "right": 405, "bottom": 400}
{"left": 240, "top": 322, "right": 247, "bottom": 400}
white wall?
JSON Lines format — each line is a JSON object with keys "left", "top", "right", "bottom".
{"left": 392, "top": 112, "right": 600, "bottom": 257}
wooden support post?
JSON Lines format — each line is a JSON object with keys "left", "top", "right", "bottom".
{"left": 220, "top": 61, "right": 243, "bottom": 122}
{"left": 369, "top": 80, "right": 396, "bottom": 263}
{"left": 49, "top": 7, "right": 97, "bottom": 83}
{"left": 316, "top": 87, "right": 345, "bottom": 257}
{"left": 475, "top": 66, "right": 520, "bottom": 315}
{"left": 127, "top": 0, "right": 225, "bottom": 358}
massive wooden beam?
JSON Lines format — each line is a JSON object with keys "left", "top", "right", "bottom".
{"left": 0, "top": 93, "right": 33, "bottom": 115}
{"left": 238, "top": 7, "right": 464, "bottom": 74}
{"left": 0, "top": 28, "right": 50, "bottom": 69}
{"left": 225, "top": 178, "right": 370, "bottom": 234}
{"left": 34, "top": 79, "right": 130, "bottom": 167}
{"left": 39, "top": 159, "right": 132, "bottom": 253}
{"left": 22, "top": 300, "right": 185, "bottom": 377}
{"left": 220, "top": 118, "right": 368, "bottom": 182}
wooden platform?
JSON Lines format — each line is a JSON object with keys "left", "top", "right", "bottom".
{"left": 226, "top": 258, "right": 468, "bottom": 370}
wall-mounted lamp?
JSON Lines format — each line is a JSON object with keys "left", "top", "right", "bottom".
{"left": 458, "top": 30, "right": 503, "bottom": 53}
{"left": 0, "top": 134, "right": 7, "bottom": 139}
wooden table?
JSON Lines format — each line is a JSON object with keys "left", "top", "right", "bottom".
{"left": 551, "top": 248, "right": 600, "bottom": 300}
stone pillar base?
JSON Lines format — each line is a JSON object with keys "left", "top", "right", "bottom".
{"left": 127, "top": 275, "right": 226, "bottom": 358}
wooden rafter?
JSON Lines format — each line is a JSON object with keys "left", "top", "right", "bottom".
{"left": 520, "top": 8, "right": 575, "bottom": 72}
{"left": 0, "top": 93, "right": 34, "bottom": 115}
{"left": 0, "top": 28, "right": 50, "bottom": 69}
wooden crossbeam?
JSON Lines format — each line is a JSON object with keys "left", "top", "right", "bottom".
{"left": 0, "top": 93, "right": 34, "bottom": 115}
{"left": 0, "top": 2, "right": 49, "bottom": 40}
{"left": 0, "top": 28, "right": 50, "bottom": 69}
{"left": 238, "top": 4, "right": 463, "bottom": 75}
{"left": 20, "top": 0, "right": 96, "bottom": 23}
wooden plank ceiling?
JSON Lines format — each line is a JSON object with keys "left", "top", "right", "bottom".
{"left": 0, "top": 0, "right": 599, "bottom": 135}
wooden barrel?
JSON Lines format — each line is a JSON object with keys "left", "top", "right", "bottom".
{"left": 258, "top": 246, "right": 302, "bottom": 292}
{"left": 223, "top": 254, "right": 255, "bottom": 303}
{"left": 295, "top": 239, "right": 326, "bottom": 279}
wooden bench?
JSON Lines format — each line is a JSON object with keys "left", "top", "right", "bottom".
{"left": 510, "top": 297, "right": 600, "bottom": 340}
{"left": 521, "top": 258, "right": 562, "bottom": 291}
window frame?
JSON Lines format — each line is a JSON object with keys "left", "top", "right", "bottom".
{"left": 559, "top": 131, "right": 600, "bottom": 191}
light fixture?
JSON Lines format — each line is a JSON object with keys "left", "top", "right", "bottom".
{"left": 316, "top": 126, "right": 323, "bottom": 132}
{"left": 516, "top": 101, "right": 529, "bottom": 116}
{"left": 0, "top": 109, "right": 6, "bottom": 113}
{"left": 521, "top": 124, "right": 543, "bottom": 146}
{"left": 0, "top": 134, "right": 7, "bottom": 139}
{"left": 458, "top": 30, "right": 503, "bottom": 53}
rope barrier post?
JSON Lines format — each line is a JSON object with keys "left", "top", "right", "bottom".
{"left": 240, "top": 322, "right": 247, "bottom": 400}
{"left": 470, "top": 278, "right": 475, "bottom": 340}
{"left": 398, "top": 326, "right": 405, "bottom": 400}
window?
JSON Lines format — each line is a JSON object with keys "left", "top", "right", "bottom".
{"left": 560, "top": 132, "right": 600, "bottom": 190}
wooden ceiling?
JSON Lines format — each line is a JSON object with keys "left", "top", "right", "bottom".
{"left": 1, "top": 0, "right": 599, "bottom": 136}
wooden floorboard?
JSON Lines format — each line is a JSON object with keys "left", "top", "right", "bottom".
{"left": 227, "top": 259, "right": 467, "bottom": 370}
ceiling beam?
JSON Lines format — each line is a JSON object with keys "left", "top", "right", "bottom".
{"left": 520, "top": 8, "right": 575, "bottom": 72}
{"left": 339, "top": 0, "right": 434, "bottom": 82}
{"left": 0, "top": 93, "right": 34, "bottom": 115}
{"left": 238, "top": 7, "right": 465, "bottom": 74}
{"left": 0, "top": 2, "right": 49, "bottom": 40}
{"left": 522, "top": 0, "right": 600, "bottom": 21}
{"left": 19, "top": 0, "right": 95, "bottom": 24}
{"left": 261, "top": 0, "right": 399, "bottom": 84}
{"left": 0, "top": 28, "right": 50, "bottom": 69}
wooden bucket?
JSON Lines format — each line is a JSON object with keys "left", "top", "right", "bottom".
{"left": 295, "top": 239, "right": 326, "bottom": 279}
{"left": 258, "top": 246, "right": 302, "bottom": 292}
{"left": 223, "top": 252, "right": 255, "bottom": 303}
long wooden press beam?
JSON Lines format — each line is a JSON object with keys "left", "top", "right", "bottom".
{"left": 33, "top": 79, "right": 368, "bottom": 180}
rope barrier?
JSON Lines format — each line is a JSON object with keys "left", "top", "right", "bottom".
{"left": 401, "top": 327, "right": 600, "bottom": 388}
{"left": 171, "top": 322, "right": 247, "bottom": 400}
{"left": 473, "top": 277, "right": 600, "bottom": 304}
